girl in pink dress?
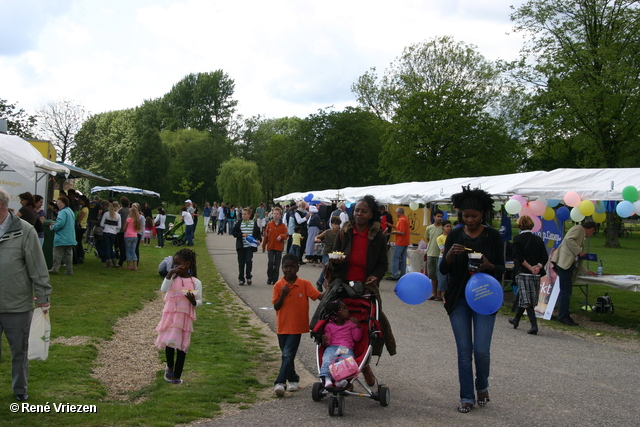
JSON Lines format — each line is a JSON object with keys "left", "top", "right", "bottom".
{"left": 155, "top": 248, "right": 202, "bottom": 384}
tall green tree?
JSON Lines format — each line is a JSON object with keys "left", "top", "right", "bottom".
{"left": 511, "top": 0, "right": 640, "bottom": 168}
{"left": 72, "top": 109, "right": 136, "bottom": 184}
{"left": 353, "top": 37, "right": 521, "bottom": 181}
{"left": 382, "top": 88, "right": 521, "bottom": 181}
{"left": 216, "top": 157, "right": 262, "bottom": 207}
{"left": 511, "top": 0, "right": 640, "bottom": 247}
{"left": 128, "top": 99, "right": 170, "bottom": 197}
{"left": 162, "top": 70, "right": 237, "bottom": 136}
{"left": 352, "top": 36, "right": 506, "bottom": 122}
{"left": 293, "top": 107, "right": 386, "bottom": 188}
{"left": 0, "top": 98, "right": 38, "bottom": 138}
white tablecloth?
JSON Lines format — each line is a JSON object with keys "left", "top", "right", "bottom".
{"left": 575, "top": 275, "right": 640, "bottom": 292}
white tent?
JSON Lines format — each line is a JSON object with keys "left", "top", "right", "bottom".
{"left": 273, "top": 169, "right": 639, "bottom": 205}
{"left": 0, "top": 134, "right": 70, "bottom": 211}
{"left": 507, "top": 168, "right": 640, "bottom": 201}
{"left": 0, "top": 134, "right": 69, "bottom": 180}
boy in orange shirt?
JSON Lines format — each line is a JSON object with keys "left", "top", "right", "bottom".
{"left": 262, "top": 207, "right": 289, "bottom": 285}
{"left": 272, "top": 253, "right": 326, "bottom": 396}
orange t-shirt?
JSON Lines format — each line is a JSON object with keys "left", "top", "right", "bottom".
{"left": 395, "top": 215, "right": 410, "bottom": 246}
{"left": 271, "top": 277, "right": 321, "bottom": 334}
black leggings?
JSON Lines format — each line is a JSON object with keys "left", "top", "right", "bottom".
{"left": 165, "top": 347, "right": 186, "bottom": 379}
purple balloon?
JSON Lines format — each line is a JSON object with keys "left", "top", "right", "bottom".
{"left": 556, "top": 206, "right": 570, "bottom": 222}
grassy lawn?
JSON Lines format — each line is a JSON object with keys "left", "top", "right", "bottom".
{"left": 501, "top": 224, "right": 640, "bottom": 335}
{"left": 1, "top": 229, "right": 277, "bottom": 426}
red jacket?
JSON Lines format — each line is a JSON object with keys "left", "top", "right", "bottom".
{"left": 262, "top": 220, "right": 289, "bottom": 252}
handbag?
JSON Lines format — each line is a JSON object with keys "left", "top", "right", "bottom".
{"left": 329, "top": 355, "right": 359, "bottom": 381}
{"left": 92, "top": 225, "right": 104, "bottom": 236}
{"left": 28, "top": 307, "right": 51, "bottom": 361}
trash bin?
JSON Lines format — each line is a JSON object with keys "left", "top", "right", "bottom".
{"left": 43, "top": 220, "right": 54, "bottom": 269}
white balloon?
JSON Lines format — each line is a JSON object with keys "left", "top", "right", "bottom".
{"left": 570, "top": 206, "right": 585, "bottom": 222}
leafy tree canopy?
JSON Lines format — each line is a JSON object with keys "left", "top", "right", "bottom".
{"left": 216, "top": 157, "right": 262, "bottom": 207}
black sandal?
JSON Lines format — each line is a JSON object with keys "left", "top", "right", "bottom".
{"left": 458, "top": 403, "right": 473, "bottom": 413}
{"left": 477, "top": 391, "right": 490, "bottom": 407}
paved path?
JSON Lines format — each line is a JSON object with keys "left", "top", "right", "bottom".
{"left": 201, "top": 232, "right": 639, "bottom": 426}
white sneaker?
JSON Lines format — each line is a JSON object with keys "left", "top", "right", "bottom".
{"left": 274, "top": 383, "right": 286, "bottom": 396}
{"left": 334, "top": 379, "right": 348, "bottom": 388}
{"left": 288, "top": 381, "right": 299, "bottom": 392}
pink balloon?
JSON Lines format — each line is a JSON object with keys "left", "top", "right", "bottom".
{"left": 518, "top": 207, "right": 534, "bottom": 218}
{"left": 529, "top": 200, "right": 546, "bottom": 216}
{"left": 564, "top": 191, "right": 581, "bottom": 207}
{"left": 531, "top": 215, "right": 542, "bottom": 233}
{"left": 511, "top": 194, "right": 527, "bottom": 208}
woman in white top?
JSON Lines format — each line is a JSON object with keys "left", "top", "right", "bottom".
{"left": 155, "top": 207, "right": 167, "bottom": 248}
{"left": 100, "top": 202, "right": 121, "bottom": 267}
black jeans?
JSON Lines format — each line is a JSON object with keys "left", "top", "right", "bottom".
{"left": 237, "top": 247, "right": 254, "bottom": 282}
{"left": 267, "top": 250, "right": 283, "bottom": 283}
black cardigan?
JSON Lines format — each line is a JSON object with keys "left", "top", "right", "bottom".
{"left": 512, "top": 231, "right": 548, "bottom": 277}
{"left": 440, "top": 225, "right": 505, "bottom": 315}
{"left": 232, "top": 220, "right": 262, "bottom": 251}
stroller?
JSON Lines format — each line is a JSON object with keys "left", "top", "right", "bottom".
{"left": 164, "top": 219, "right": 186, "bottom": 247}
{"left": 310, "top": 294, "right": 390, "bottom": 416}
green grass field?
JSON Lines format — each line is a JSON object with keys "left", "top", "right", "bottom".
{"left": 1, "top": 230, "right": 277, "bottom": 426}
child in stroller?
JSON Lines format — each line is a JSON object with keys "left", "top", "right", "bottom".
{"left": 164, "top": 219, "right": 186, "bottom": 247}
{"left": 311, "top": 295, "right": 390, "bottom": 416}
{"left": 319, "top": 300, "right": 362, "bottom": 389}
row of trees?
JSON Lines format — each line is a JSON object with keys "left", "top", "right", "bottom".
{"left": 4, "top": 1, "right": 639, "bottom": 245}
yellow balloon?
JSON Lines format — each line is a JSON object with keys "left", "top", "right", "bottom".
{"left": 543, "top": 206, "right": 555, "bottom": 221}
{"left": 592, "top": 211, "right": 606, "bottom": 223}
{"left": 578, "top": 200, "right": 595, "bottom": 216}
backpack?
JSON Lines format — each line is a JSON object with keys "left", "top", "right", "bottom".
{"left": 594, "top": 293, "right": 614, "bottom": 314}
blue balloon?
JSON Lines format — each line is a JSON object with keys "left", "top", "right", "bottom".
{"left": 464, "top": 273, "right": 503, "bottom": 315}
{"left": 441, "top": 211, "right": 449, "bottom": 220}
{"left": 245, "top": 235, "right": 259, "bottom": 247}
{"left": 594, "top": 200, "right": 605, "bottom": 214}
{"left": 547, "top": 199, "right": 560, "bottom": 208}
{"left": 394, "top": 272, "right": 432, "bottom": 305}
{"left": 616, "top": 200, "right": 635, "bottom": 218}
{"left": 556, "top": 206, "right": 570, "bottom": 222}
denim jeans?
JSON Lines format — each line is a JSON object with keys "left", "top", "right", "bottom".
{"left": 449, "top": 296, "right": 496, "bottom": 405}
{"left": 267, "top": 250, "right": 282, "bottom": 283}
{"left": 289, "top": 244, "right": 301, "bottom": 262}
{"left": 157, "top": 228, "right": 165, "bottom": 247}
{"left": 317, "top": 254, "right": 330, "bottom": 285}
{"left": 102, "top": 232, "right": 116, "bottom": 260}
{"left": 217, "top": 219, "right": 225, "bottom": 234}
{"left": 392, "top": 245, "right": 408, "bottom": 278}
{"left": 274, "top": 334, "right": 301, "bottom": 385}
{"left": 237, "top": 247, "right": 254, "bottom": 282}
{"left": 184, "top": 224, "right": 194, "bottom": 246}
{"left": 124, "top": 236, "right": 138, "bottom": 261}
{"left": 554, "top": 263, "right": 574, "bottom": 320}
{"left": 437, "top": 257, "right": 449, "bottom": 291}
{"left": 319, "top": 345, "right": 355, "bottom": 379}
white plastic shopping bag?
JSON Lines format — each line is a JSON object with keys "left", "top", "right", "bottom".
{"left": 28, "top": 307, "right": 51, "bottom": 361}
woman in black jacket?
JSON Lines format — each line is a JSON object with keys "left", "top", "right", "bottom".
{"left": 440, "top": 186, "right": 504, "bottom": 413}
{"left": 330, "top": 195, "right": 395, "bottom": 386}
{"left": 509, "top": 215, "right": 548, "bottom": 335}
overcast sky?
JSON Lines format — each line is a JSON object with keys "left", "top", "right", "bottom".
{"left": 1, "top": 0, "right": 526, "bottom": 120}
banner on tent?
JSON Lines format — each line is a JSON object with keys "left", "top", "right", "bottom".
{"left": 388, "top": 205, "right": 431, "bottom": 246}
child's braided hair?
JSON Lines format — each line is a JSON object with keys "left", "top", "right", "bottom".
{"left": 176, "top": 248, "right": 197, "bottom": 278}
{"left": 323, "top": 300, "right": 342, "bottom": 323}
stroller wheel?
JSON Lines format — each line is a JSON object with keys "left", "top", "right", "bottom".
{"left": 312, "top": 382, "right": 324, "bottom": 401}
{"left": 328, "top": 395, "right": 337, "bottom": 416}
{"left": 337, "top": 395, "right": 345, "bottom": 416}
{"left": 378, "top": 385, "right": 390, "bottom": 406}
{"left": 172, "top": 240, "right": 180, "bottom": 247}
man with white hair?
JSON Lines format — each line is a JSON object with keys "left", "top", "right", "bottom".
{"left": 0, "top": 187, "right": 51, "bottom": 401}
{"left": 331, "top": 202, "right": 349, "bottom": 228}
